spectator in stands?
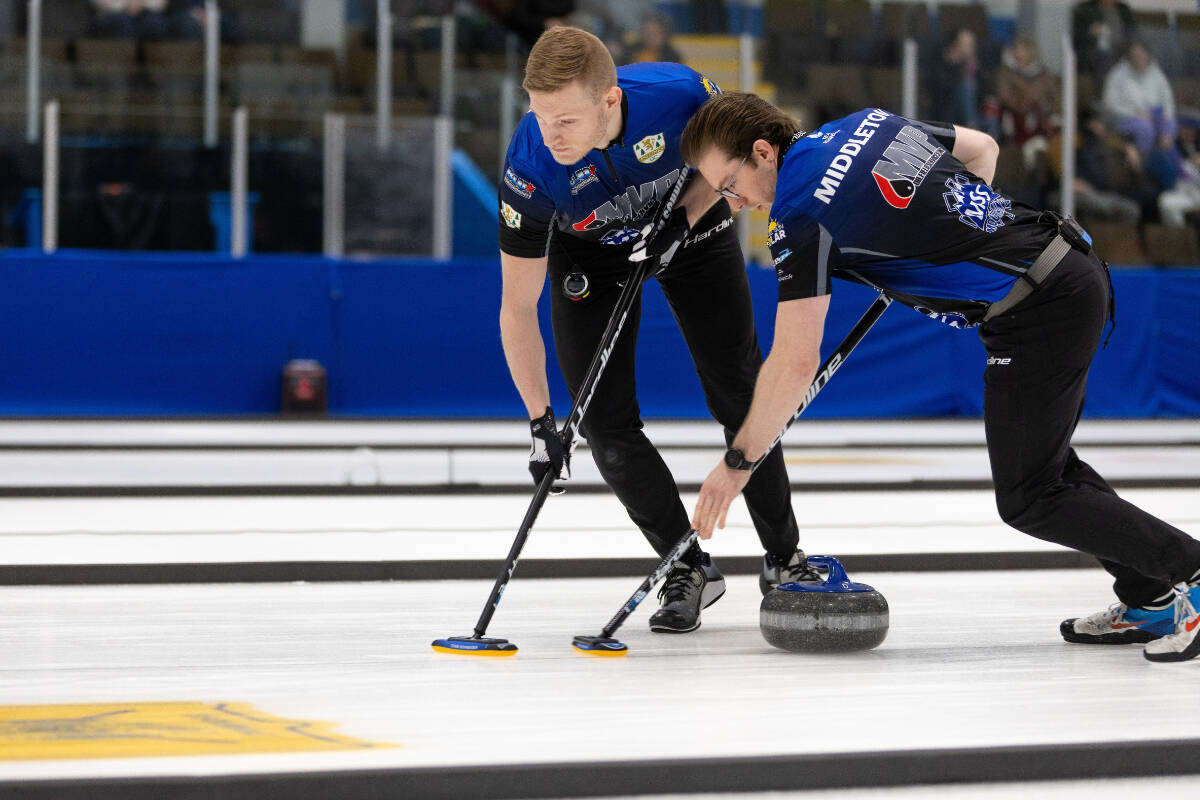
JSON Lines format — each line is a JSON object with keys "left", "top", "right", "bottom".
{"left": 1072, "top": 0, "right": 1137, "bottom": 82}
{"left": 1102, "top": 39, "right": 1178, "bottom": 160}
{"left": 90, "top": 0, "right": 169, "bottom": 39}
{"left": 171, "top": 0, "right": 239, "bottom": 43}
{"left": 1158, "top": 115, "right": 1200, "bottom": 227}
{"left": 930, "top": 27, "right": 981, "bottom": 128}
{"left": 626, "top": 13, "right": 681, "bottom": 65}
{"left": 994, "top": 37, "right": 1059, "bottom": 170}
{"left": 1049, "top": 105, "right": 1157, "bottom": 227}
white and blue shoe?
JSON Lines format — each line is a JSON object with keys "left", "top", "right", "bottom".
{"left": 1144, "top": 583, "right": 1200, "bottom": 663}
{"left": 1060, "top": 601, "right": 1178, "bottom": 645}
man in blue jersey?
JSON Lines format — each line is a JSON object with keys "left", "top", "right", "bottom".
{"left": 680, "top": 92, "right": 1200, "bottom": 663}
{"left": 498, "top": 28, "right": 819, "bottom": 633}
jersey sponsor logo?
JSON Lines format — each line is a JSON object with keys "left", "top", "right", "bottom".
{"left": 569, "top": 164, "right": 599, "bottom": 195}
{"left": 701, "top": 75, "right": 722, "bottom": 96}
{"left": 685, "top": 216, "right": 734, "bottom": 247}
{"left": 771, "top": 247, "right": 793, "bottom": 268}
{"left": 504, "top": 167, "right": 536, "bottom": 199}
{"left": 987, "top": 355, "right": 1013, "bottom": 365}
{"left": 500, "top": 201, "right": 522, "bottom": 229}
{"left": 942, "top": 174, "right": 1015, "bottom": 233}
{"left": 767, "top": 218, "right": 787, "bottom": 246}
{"left": 914, "top": 304, "right": 976, "bottom": 329}
{"left": 633, "top": 133, "right": 667, "bottom": 164}
{"left": 870, "top": 124, "right": 945, "bottom": 209}
{"left": 600, "top": 227, "right": 640, "bottom": 245}
{"left": 813, "top": 109, "right": 890, "bottom": 205}
{"left": 572, "top": 168, "right": 682, "bottom": 232}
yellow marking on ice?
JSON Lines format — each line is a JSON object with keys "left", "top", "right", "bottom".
{"left": 0, "top": 702, "right": 394, "bottom": 761}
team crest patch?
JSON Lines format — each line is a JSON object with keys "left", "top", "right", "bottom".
{"left": 942, "top": 174, "right": 1014, "bottom": 234}
{"left": 504, "top": 167, "right": 535, "bottom": 199}
{"left": 767, "top": 218, "right": 786, "bottom": 246}
{"left": 633, "top": 133, "right": 666, "bottom": 164}
{"left": 500, "top": 201, "right": 522, "bottom": 229}
{"left": 700, "top": 75, "right": 722, "bottom": 96}
{"left": 601, "top": 227, "right": 640, "bottom": 245}
{"left": 569, "top": 165, "right": 599, "bottom": 195}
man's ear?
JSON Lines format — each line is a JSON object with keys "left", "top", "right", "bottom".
{"left": 603, "top": 86, "right": 622, "bottom": 111}
{"left": 753, "top": 138, "right": 776, "bottom": 164}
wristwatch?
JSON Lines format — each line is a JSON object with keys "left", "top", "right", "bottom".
{"left": 723, "top": 447, "right": 755, "bottom": 471}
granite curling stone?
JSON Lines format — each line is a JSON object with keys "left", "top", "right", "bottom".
{"left": 760, "top": 555, "right": 889, "bottom": 652}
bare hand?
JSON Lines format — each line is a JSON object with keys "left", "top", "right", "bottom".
{"left": 691, "top": 462, "right": 752, "bottom": 540}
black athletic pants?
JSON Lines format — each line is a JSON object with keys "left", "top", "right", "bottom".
{"left": 548, "top": 204, "right": 800, "bottom": 561}
{"left": 980, "top": 247, "right": 1200, "bottom": 608}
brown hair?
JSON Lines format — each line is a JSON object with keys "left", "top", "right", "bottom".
{"left": 680, "top": 92, "right": 802, "bottom": 165}
{"left": 522, "top": 27, "right": 618, "bottom": 98}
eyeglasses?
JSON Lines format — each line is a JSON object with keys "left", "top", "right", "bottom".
{"left": 714, "top": 153, "right": 750, "bottom": 200}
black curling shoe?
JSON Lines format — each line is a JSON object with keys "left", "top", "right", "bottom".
{"left": 648, "top": 553, "right": 725, "bottom": 633}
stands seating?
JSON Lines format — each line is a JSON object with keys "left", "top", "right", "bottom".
{"left": 1143, "top": 223, "right": 1200, "bottom": 266}
{"left": 1088, "top": 222, "right": 1148, "bottom": 266}
{"left": 936, "top": 4, "right": 989, "bottom": 44}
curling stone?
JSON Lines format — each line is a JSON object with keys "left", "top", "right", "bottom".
{"left": 760, "top": 555, "right": 888, "bottom": 653}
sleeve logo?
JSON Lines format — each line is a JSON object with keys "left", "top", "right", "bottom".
{"left": 503, "top": 167, "right": 536, "bottom": 199}
{"left": 500, "top": 201, "right": 522, "bottom": 229}
{"left": 633, "top": 133, "right": 666, "bottom": 164}
{"left": 701, "top": 76, "right": 722, "bottom": 96}
{"left": 942, "top": 174, "right": 1014, "bottom": 234}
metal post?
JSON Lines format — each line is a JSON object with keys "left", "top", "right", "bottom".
{"left": 323, "top": 113, "right": 345, "bottom": 259}
{"left": 433, "top": 116, "right": 452, "bottom": 260}
{"left": 42, "top": 100, "right": 57, "bottom": 254}
{"left": 434, "top": 14, "right": 455, "bottom": 259}
{"left": 902, "top": 38, "right": 918, "bottom": 120}
{"left": 499, "top": 32, "right": 518, "bottom": 169}
{"left": 439, "top": 13, "right": 456, "bottom": 118}
{"left": 1060, "top": 33, "right": 1076, "bottom": 218}
{"left": 376, "top": 0, "right": 392, "bottom": 150}
{"left": 231, "top": 106, "right": 248, "bottom": 258}
{"left": 738, "top": 32, "right": 754, "bottom": 260}
{"left": 25, "top": 0, "right": 41, "bottom": 143}
{"left": 203, "top": 0, "right": 220, "bottom": 148}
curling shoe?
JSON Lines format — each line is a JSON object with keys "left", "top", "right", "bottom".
{"left": 1060, "top": 601, "right": 1177, "bottom": 645}
{"left": 760, "top": 548, "right": 823, "bottom": 595}
{"left": 648, "top": 553, "right": 725, "bottom": 634}
{"left": 1144, "top": 583, "right": 1200, "bottom": 663}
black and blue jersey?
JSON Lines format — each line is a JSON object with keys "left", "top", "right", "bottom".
{"left": 498, "top": 62, "right": 722, "bottom": 260}
{"left": 768, "top": 108, "right": 1057, "bottom": 328}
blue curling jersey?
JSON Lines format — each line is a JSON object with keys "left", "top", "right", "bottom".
{"left": 498, "top": 62, "right": 722, "bottom": 260}
{"left": 769, "top": 108, "right": 1057, "bottom": 328}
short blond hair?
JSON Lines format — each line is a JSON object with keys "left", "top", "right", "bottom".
{"left": 522, "top": 27, "right": 618, "bottom": 98}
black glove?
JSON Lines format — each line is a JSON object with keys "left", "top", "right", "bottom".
{"left": 528, "top": 407, "right": 570, "bottom": 488}
{"left": 629, "top": 207, "right": 689, "bottom": 274}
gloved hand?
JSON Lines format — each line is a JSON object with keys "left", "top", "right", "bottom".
{"left": 629, "top": 207, "right": 689, "bottom": 274}
{"left": 528, "top": 407, "right": 570, "bottom": 489}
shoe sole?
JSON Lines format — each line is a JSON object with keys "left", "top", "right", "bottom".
{"left": 1143, "top": 637, "right": 1200, "bottom": 662}
{"left": 1059, "top": 617, "right": 1162, "bottom": 645}
{"left": 1143, "top": 617, "right": 1200, "bottom": 663}
{"left": 648, "top": 585, "right": 727, "bottom": 634}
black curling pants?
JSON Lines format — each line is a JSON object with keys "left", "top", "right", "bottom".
{"left": 980, "top": 248, "right": 1200, "bottom": 608}
{"left": 547, "top": 205, "right": 800, "bottom": 561}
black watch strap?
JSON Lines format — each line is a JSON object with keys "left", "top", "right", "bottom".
{"left": 723, "top": 447, "right": 755, "bottom": 471}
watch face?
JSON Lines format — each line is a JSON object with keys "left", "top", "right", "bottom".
{"left": 724, "top": 448, "right": 744, "bottom": 469}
